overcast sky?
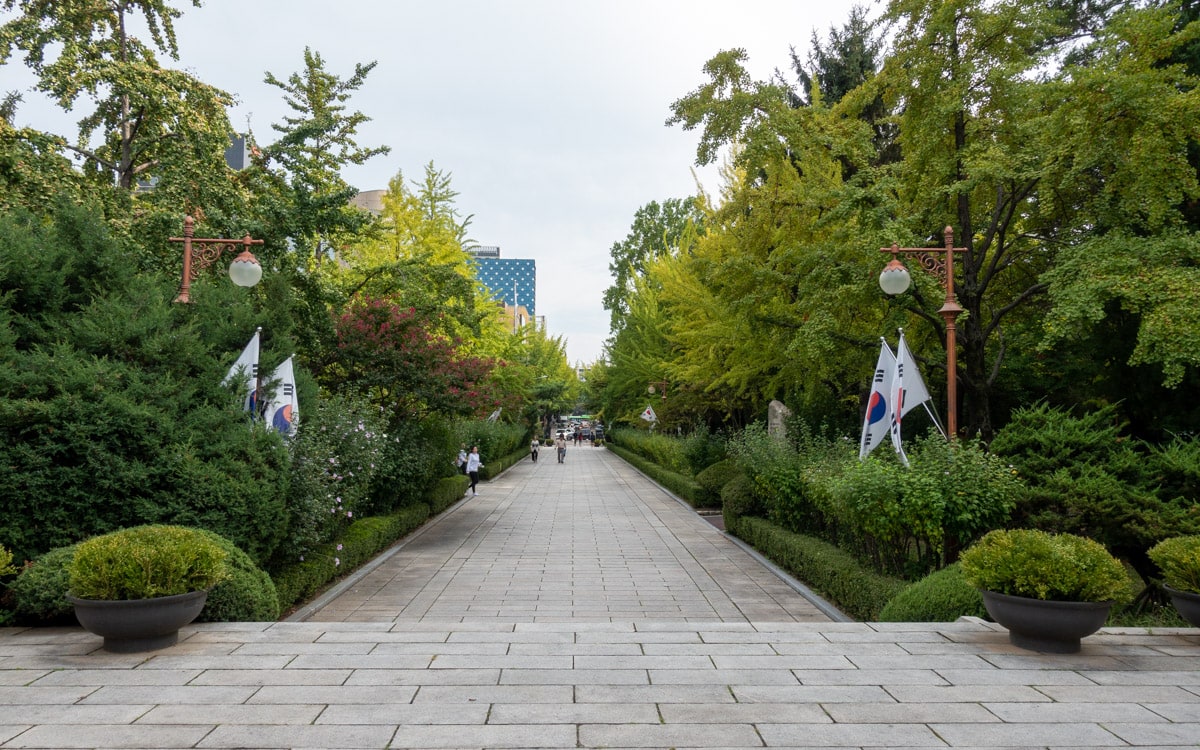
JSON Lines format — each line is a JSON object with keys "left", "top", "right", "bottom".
{"left": 7, "top": 0, "right": 874, "bottom": 365}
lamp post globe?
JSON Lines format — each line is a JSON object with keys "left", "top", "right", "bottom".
{"left": 228, "top": 250, "right": 263, "bottom": 288}
{"left": 878, "top": 258, "right": 912, "bottom": 295}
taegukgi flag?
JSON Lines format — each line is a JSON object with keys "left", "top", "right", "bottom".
{"left": 859, "top": 338, "right": 896, "bottom": 459}
{"left": 223, "top": 327, "right": 261, "bottom": 413}
{"left": 640, "top": 405, "right": 657, "bottom": 422}
{"left": 889, "top": 330, "right": 933, "bottom": 465}
{"left": 265, "top": 356, "right": 299, "bottom": 436}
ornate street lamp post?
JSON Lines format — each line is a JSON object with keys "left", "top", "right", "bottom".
{"left": 171, "top": 215, "right": 264, "bottom": 303}
{"left": 878, "top": 226, "right": 966, "bottom": 437}
{"left": 647, "top": 381, "right": 668, "bottom": 401}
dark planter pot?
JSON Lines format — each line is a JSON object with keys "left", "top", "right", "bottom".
{"left": 1164, "top": 585, "right": 1200, "bottom": 627}
{"left": 67, "top": 590, "right": 208, "bottom": 653}
{"left": 980, "top": 589, "right": 1112, "bottom": 654}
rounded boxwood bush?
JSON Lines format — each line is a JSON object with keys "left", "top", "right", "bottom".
{"left": 696, "top": 459, "right": 742, "bottom": 509}
{"left": 721, "top": 473, "right": 761, "bottom": 531}
{"left": 7, "top": 544, "right": 78, "bottom": 623}
{"left": 1147, "top": 535, "right": 1200, "bottom": 594}
{"left": 959, "top": 529, "right": 1133, "bottom": 603}
{"left": 193, "top": 530, "right": 280, "bottom": 622}
{"left": 878, "top": 563, "right": 987, "bottom": 622}
{"left": 69, "top": 525, "right": 229, "bottom": 600}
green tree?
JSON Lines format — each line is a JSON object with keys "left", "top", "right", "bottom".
{"left": 602, "top": 197, "right": 702, "bottom": 331}
{"left": 0, "top": 0, "right": 235, "bottom": 195}
{"left": 262, "top": 46, "right": 390, "bottom": 265}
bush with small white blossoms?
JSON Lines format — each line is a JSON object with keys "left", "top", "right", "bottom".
{"left": 279, "top": 395, "right": 388, "bottom": 562}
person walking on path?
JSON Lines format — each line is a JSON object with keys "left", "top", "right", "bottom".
{"left": 530, "top": 437, "right": 540, "bottom": 462}
{"left": 465, "top": 446, "right": 483, "bottom": 495}
{"left": 455, "top": 444, "right": 468, "bottom": 475}
{"left": 555, "top": 434, "right": 567, "bottom": 463}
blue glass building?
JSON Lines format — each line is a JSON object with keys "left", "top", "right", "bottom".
{"left": 470, "top": 247, "right": 536, "bottom": 315}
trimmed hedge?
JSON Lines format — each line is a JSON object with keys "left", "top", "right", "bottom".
{"left": 196, "top": 530, "right": 281, "bottom": 622}
{"left": 272, "top": 503, "right": 431, "bottom": 613}
{"left": 696, "top": 459, "right": 741, "bottom": 510}
{"left": 734, "top": 516, "right": 906, "bottom": 621}
{"left": 606, "top": 443, "right": 702, "bottom": 505}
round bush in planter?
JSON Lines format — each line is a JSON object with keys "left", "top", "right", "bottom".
{"left": 1147, "top": 535, "right": 1200, "bottom": 627}
{"left": 960, "top": 529, "right": 1133, "bottom": 653}
{"left": 67, "top": 525, "right": 229, "bottom": 652}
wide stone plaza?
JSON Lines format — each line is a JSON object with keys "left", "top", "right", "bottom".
{"left": 1, "top": 446, "right": 1197, "bottom": 749}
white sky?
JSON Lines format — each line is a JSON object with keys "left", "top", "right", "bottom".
{"left": 5, "top": 0, "right": 875, "bottom": 365}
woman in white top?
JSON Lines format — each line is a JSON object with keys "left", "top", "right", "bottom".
{"left": 465, "top": 446, "right": 483, "bottom": 495}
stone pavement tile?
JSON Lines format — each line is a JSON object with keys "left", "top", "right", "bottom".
{"left": 386, "top": 723, "right": 577, "bottom": 748}
{"left": 317, "top": 703, "right": 490, "bottom": 724}
{"left": 771, "top": 641, "right": 907, "bottom": 655}
{"left": 0, "top": 671, "right": 49, "bottom": 685}
{"left": 411, "top": 684, "right": 572, "bottom": 703}
{"left": 500, "top": 668, "right": 649, "bottom": 685}
{"left": 29, "top": 668, "right": 201, "bottom": 686}
{"left": 732, "top": 685, "right": 894, "bottom": 703}
{"left": 0, "top": 727, "right": 23, "bottom": 745}
{"left": 659, "top": 702, "right": 831, "bottom": 723}
{"left": 823, "top": 701, "right": 999, "bottom": 723}
{"left": 0, "top": 685, "right": 98, "bottom": 704}
{"left": 935, "top": 668, "right": 1096, "bottom": 685}
{"left": 138, "top": 703, "right": 324, "bottom": 724}
{"left": 287, "top": 653, "right": 434, "bottom": 669}
{"left": 374, "top": 641, "right": 512, "bottom": 655}
{"left": 346, "top": 668, "right": 500, "bottom": 686}
{"left": 427, "top": 654, "right": 574, "bottom": 669}
{"left": 580, "top": 722, "right": 761, "bottom": 748}
{"left": 795, "top": 669, "right": 949, "bottom": 686}
{"left": 135, "top": 654, "right": 294, "bottom": 670}
{"left": 508, "top": 642, "right": 642, "bottom": 656}
{"left": 578, "top": 630, "right": 702, "bottom": 643}
{"left": 79, "top": 685, "right": 257, "bottom": 704}
{"left": 233, "top": 641, "right": 376, "bottom": 655}
{"left": 758, "top": 722, "right": 946, "bottom": 747}
{"left": 574, "top": 655, "right": 714, "bottom": 670}
{"left": 0, "top": 704, "right": 150, "bottom": 724}
{"left": 979, "top": 653, "right": 1140, "bottom": 670}
{"left": 188, "top": 668, "right": 351, "bottom": 686}
{"left": 884, "top": 684, "right": 1054, "bottom": 703}
{"left": 1085, "top": 668, "right": 1200, "bottom": 685}
{"left": 1144, "top": 702, "right": 1200, "bottom": 721}
{"left": 983, "top": 700, "right": 1167, "bottom": 722}
{"left": 642, "top": 642, "right": 776, "bottom": 656}
{"left": 650, "top": 669, "right": 802, "bottom": 686}
{"left": 449, "top": 630, "right": 576, "bottom": 643}
{"left": 848, "top": 653, "right": 994, "bottom": 670}
{"left": 5, "top": 723, "right": 212, "bottom": 749}
{"left": 197, "top": 723, "right": 397, "bottom": 749}
{"left": 930, "top": 721, "right": 1131, "bottom": 746}
{"left": 577, "top": 684, "right": 735, "bottom": 703}
{"left": 709, "top": 655, "right": 851, "bottom": 670}
{"left": 248, "top": 684, "right": 418, "bottom": 704}
{"left": 487, "top": 702, "right": 660, "bottom": 724}
{"left": 1105, "top": 721, "right": 1200, "bottom": 745}
{"left": 1036, "top": 684, "right": 1200, "bottom": 703}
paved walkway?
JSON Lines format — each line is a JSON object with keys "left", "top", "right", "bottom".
{"left": 2, "top": 446, "right": 1198, "bottom": 749}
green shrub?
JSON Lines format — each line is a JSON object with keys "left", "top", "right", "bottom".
{"left": 959, "top": 529, "right": 1134, "bottom": 603}
{"left": 607, "top": 428, "right": 691, "bottom": 475}
{"left": 430, "top": 475, "right": 470, "bottom": 514}
{"left": 194, "top": 530, "right": 280, "bottom": 622}
{"left": 68, "top": 525, "right": 229, "bottom": 600}
{"left": 696, "top": 459, "right": 741, "bottom": 509}
{"left": 1147, "top": 536, "right": 1200, "bottom": 594}
{"left": 734, "top": 516, "right": 906, "bottom": 621}
{"left": 878, "top": 564, "right": 987, "bottom": 622}
{"left": 6, "top": 545, "right": 77, "bottom": 623}
{"left": 721, "top": 473, "right": 760, "bottom": 534}
{"left": 682, "top": 426, "right": 726, "bottom": 474}
{"left": 826, "top": 436, "right": 1022, "bottom": 576}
